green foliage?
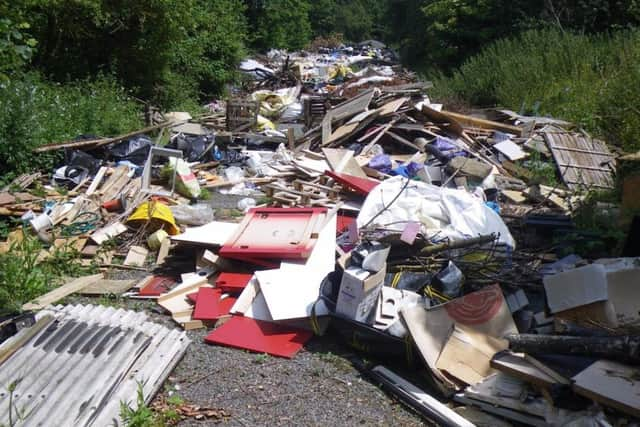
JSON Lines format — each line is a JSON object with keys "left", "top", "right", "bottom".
{"left": 0, "top": 233, "right": 94, "bottom": 315}
{"left": 8, "top": 0, "right": 246, "bottom": 107}
{"left": 248, "top": 0, "right": 312, "bottom": 50}
{"left": 119, "top": 383, "right": 186, "bottom": 427}
{"left": 432, "top": 28, "right": 640, "bottom": 152}
{"left": 120, "top": 383, "right": 159, "bottom": 427}
{"left": 558, "top": 191, "right": 625, "bottom": 257}
{"left": 0, "top": 73, "right": 142, "bottom": 174}
{"left": 0, "top": 18, "right": 37, "bottom": 81}
{"left": 161, "top": 0, "right": 247, "bottom": 107}
{"left": 309, "top": 0, "right": 386, "bottom": 42}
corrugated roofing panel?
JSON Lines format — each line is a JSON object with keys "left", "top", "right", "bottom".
{"left": 0, "top": 304, "right": 190, "bottom": 426}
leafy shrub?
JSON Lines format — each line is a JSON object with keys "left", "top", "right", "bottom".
{"left": 0, "top": 73, "right": 142, "bottom": 175}
{"left": 11, "top": 0, "right": 246, "bottom": 108}
{"left": 432, "top": 28, "right": 640, "bottom": 152}
{"left": 0, "top": 233, "right": 94, "bottom": 315}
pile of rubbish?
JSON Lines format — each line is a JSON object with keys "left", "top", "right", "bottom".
{"left": 1, "top": 40, "right": 638, "bottom": 426}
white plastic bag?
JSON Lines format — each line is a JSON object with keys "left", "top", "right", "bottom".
{"left": 170, "top": 204, "right": 215, "bottom": 226}
{"left": 356, "top": 176, "right": 515, "bottom": 247}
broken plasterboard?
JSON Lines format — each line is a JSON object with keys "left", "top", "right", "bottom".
{"left": 244, "top": 213, "right": 337, "bottom": 321}
{"left": 493, "top": 140, "right": 528, "bottom": 161}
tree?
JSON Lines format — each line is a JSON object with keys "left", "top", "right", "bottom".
{"left": 247, "top": 0, "right": 312, "bottom": 50}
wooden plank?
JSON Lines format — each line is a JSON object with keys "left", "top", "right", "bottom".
{"left": 377, "top": 97, "right": 409, "bottom": 116}
{"left": 544, "top": 132, "right": 614, "bottom": 189}
{"left": 86, "top": 166, "right": 108, "bottom": 196}
{"left": 490, "top": 352, "right": 560, "bottom": 388}
{"left": 0, "top": 315, "right": 54, "bottom": 365}
{"left": 322, "top": 148, "right": 367, "bottom": 179}
{"left": 572, "top": 360, "right": 640, "bottom": 417}
{"left": 123, "top": 245, "right": 148, "bottom": 267}
{"left": 321, "top": 89, "right": 375, "bottom": 144}
{"left": 156, "top": 237, "right": 171, "bottom": 265}
{"left": 34, "top": 121, "right": 175, "bottom": 153}
{"left": 80, "top": 279, "right": 136, "bottom": 295}
{"left": 441, "top": 110, "right": 522, "bottom": 136}
{"left": 22, "top": 274, "right": 104, "bottom": 310}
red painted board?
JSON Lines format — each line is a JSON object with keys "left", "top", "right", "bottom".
{"left": 186, "top": 292, "right": 199, "bottom": 304}
{"left": 204, "top": 316, "right": 313, "bottom": 358}
{"left": 336, "top": 214, "right": 356, "bottom": 235}
{"left": 215, "top": 272, "right": 253, "bottom": 293}
{"left": 138, "top": 276, "right": 177, "bottom": 297}
{"left": 192, "top": 288, "right": 237, "bottom": 321}
{"left": 325, "top": 170, "right": 379, "bottom": 195}
{"left": 220, "top": 207, "right": 327, "bottom": 260}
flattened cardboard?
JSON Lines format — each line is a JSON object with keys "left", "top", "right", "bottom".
{"left": 436, "top": 325, "right": 508, "bottom": 385}
{"left": 401, "top": 284, "right": 516, "bottom": 392}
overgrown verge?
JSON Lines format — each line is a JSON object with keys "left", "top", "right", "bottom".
{"left": 432, "top": 28, "right": 640, "bottom": 152}
{"left": 0, "top": 232, "right": 95, "bottom": 316}
{"left": 0, "top": 73, "right": 143, "bottom": 176}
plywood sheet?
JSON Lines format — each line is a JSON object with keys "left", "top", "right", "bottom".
{"left": 572, "top": 360, "right": 640, "bottom": 417}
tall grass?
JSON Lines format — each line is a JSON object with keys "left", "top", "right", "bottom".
{"left": 0, "top": 73, "right": 143, "bottom": 175}
{"left": 432, "top": 28, "right": 640, "bottom": 152}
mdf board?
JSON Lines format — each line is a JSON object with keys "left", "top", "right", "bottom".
{"left": 491, "top": 352, "right": 561, "bottom": 388}
{"left": 544, "top": 131, "right": 615, "bottom": 189}
{"left": 572, "top": 360, "right": 640, "bottom": 418}
{"left": 219, "top": 207, "right": 327, "bottom": 260}
{"left": 204, "top": 316, "right": 312, "bottom": 358}
{"left": 192, "top": 288, "right": 236, "bottom": 321}
{"left": 215, "top": 272, "right": 253, "bottom": 293}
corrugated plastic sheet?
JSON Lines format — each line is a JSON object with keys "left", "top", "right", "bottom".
{"left": 0, "top": 304, "right": 190, "bottom": 426}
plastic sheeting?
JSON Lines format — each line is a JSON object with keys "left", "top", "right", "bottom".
{"left": 356, "top": 176, "right": 515, "bottom": 248}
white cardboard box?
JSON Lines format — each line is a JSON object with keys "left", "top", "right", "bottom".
{"left": 336, "top": 265, "right": 386, "bottom": 323}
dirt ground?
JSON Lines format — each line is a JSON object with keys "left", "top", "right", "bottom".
{"left": 73, "top": 279, "right": 429, "bottom": 427}
{"left": 165, "top": 329, "right": 427, "bottom": 427}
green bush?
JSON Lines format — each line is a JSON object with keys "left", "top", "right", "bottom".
{"left": 0, "top": 73, "right": 142, "bottom": 175}
{"left": 0, "top": 234, "right": 95, "bottom": 315}
{"left": 8, "top": 0, "right": 247, "bottom": 108}
{"left": 431, "top": 28, "right": 640, "bottom": 152}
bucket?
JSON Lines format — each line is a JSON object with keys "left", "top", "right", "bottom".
{"left": 30, "top": 214, "right": 53, "bottom": 232}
